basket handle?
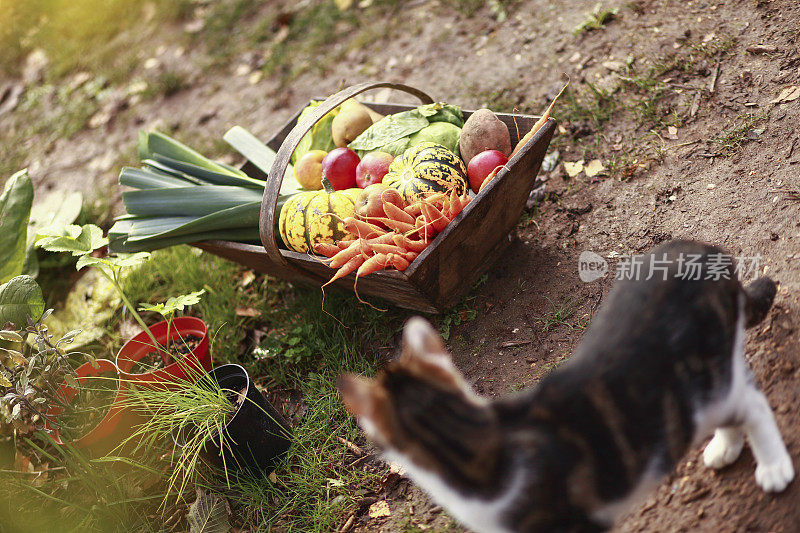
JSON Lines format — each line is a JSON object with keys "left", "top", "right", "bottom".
{"left": 260, "top": 82, "right": 434, "bottom": 267}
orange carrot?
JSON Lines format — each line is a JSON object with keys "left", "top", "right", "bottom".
{"left": 357, "top": 253, "right": 390, "bottom": 277}
{"left": 510, "top": 77, "right": 569, "bottom": 158}
{"left": 478, "top": 166, "right": 502, "bottom": 192}
{"left": 364, "top": 233, "right": 397, "bottom": 246}
{"left": 368, "top": 243, "right": 406, "bottom": 255}
{"left": 369, "top": 217, "right": 415, "bottom": 234}
{"left": 401, "top": 251, "right": 420, "bottom": 263}
{"left": 337, "top": 239, "right": 356, "bottom": 249}
{"left": 382, "top": 201, "right": 415, "bottom": 225}
{"left": 313, "top": 243, "right": 340, "bottom": 258}
{"left": 343, "top": 217, "right": 386, "bottom": 239}
{"left": 421, "top": 202, "right": 449, "bottom": 233}
{"left": 388, "top": 254, "right": 410, "bottom": 271}
{"left": 392, "top": 234, "right": 428, "bottom": 253}
{"left": 329, "top": 240, "right": 364, "bottom": 269}
{"left": 323, "top": 254, "right": 366, "bottom": 287}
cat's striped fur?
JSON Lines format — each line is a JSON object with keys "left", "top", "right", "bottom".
{"left": 339, "top": 240, "right": 794, "bottom": 532}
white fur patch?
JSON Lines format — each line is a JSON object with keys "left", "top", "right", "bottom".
{"left": 382, "top": 449, "right": 523, "bottom": 533}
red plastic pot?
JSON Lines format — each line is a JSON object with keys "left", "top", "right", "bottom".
{"left": 44, "top": 359, "right": 127, "bottom": 453}
{"left": 115, "top": 317, "right": 210, "bottom": 387}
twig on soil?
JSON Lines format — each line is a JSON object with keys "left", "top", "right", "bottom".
{"left": 689, "top": 91, "right": 701, "bottom": 117}
{"left": 786, "top": 137, "right": 798, "bottom": 159}
{"left": 339, "top": 514, "right": 355, "bottom": 533}
{"left": 498, "top": 339, "right": 534, "bottom": 348}
{"left": 708, "top": 60, "right": 721, "bottom": 93}
{"left": 338, "top": 437, "right": 364, "bottom": 456}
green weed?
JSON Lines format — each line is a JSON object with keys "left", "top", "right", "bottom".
{"left": 533, "top": 296, "right": 587, "bottom": 334}
{"left": 711, "top": 112, "right": 768, "bottom": 156}
{"left": 573, "top": 4, "right": 619, "bottom": 35}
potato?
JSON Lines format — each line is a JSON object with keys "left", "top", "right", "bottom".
{"left": 459, "top": 109, "right": 511, "bottom": 164}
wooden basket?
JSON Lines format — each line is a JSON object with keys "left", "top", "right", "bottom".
{"left": 195, "top": 82, "right": 555, "bottom": 313}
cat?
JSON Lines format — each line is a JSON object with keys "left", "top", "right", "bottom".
{"left": 338, "top": 240, "right": 795, "bottom": 533}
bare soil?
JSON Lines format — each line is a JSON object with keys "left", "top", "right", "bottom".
{"left": 4, "top": 0, "right": 800, "bottom": 531}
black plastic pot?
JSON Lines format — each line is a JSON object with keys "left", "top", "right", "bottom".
{"left": 203, "top": 364, "right": 292, "bottom": 476}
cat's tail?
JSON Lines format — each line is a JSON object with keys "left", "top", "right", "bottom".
{"left": 744, "top": 276, "right": 777, "bottom": 328}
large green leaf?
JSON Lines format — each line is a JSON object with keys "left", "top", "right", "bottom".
{"left": 139, "top": 289, "right": 205, "bottom": 316}
{"left": 0, "top": 170, "right": 34, "bottom": 283}
{"left": 36, "top": 224, "right": 108, "bottom": 256}
{"left": 138, "top": 131, "right": 245, "bottom": 178}
{"left": 121, "top": 186, "right": 263, "bottom": 217}
{"left": 0, "top": 275, "right": 44, "bottom": 327}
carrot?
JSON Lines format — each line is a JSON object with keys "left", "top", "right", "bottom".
{"left": 382, "top": 201, "right": 415, "bottom": 225}
{"left": 367, "top": 243, "right": 406, "bottom": 255}
{"left": 388, "top": 254, "right": 410, "bottom": 271}
{"left": 478, "top": 166, "right": 502, "bottom": 192}
{"left": 392, "top": 234, "right": 428, "bottom": 253}
{"left": 365, "top": 232, "right": 397, "bottom": 245}
{"left": 510, "top": 77, "right": 569, "bottom": 158}
{"left": 357, "top": 253, "right": 390, "bottom": 278}
{"left": 337, "top": 239, "right": 356, "bottom": 249}
{"left": 421, "top": 202, "right": 449, "bottom": 233}
{"left": 369, "top": 217, "right": 415, "bottom": 234}
{"left": 313, "top": 243, "right": 340, "bottom": 258}
{"left": 401, "top": 251, "right": 419, "bottom": 263}
{"left": 343, "top": 217, "right": 386, "bottom": 239}
{"left": 323, "top": 254, "right": 366, "bottom": 287}
{"left": 404, "top": 203, "right": 423, "bottom": 217}
{"left": 329, "top": 239, "right": 364, "bottom": 269}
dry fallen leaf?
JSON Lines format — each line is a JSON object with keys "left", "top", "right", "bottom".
{"left": 334, "top": 0, "right": 354, "bottom": 9}
{"left": 240, "top": 270, "right": 256, "bottom": 287}
{"left": 368, "top": 500, "right": 391, "bottom": 518}
{"left": 563, "top": 160, "right": 584, "bottom": 177}
{"left": 235, "top": 307, "right": 261, "bottom": 317}
{"left": 772, "top": 86, "right": 800, "bottom": 104}
{"left": 584, "top": 159, "right": 605, "bottom": 177}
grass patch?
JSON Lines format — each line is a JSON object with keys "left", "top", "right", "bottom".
{"left": 533, "top": 296, "right": 587, "bottom": 334}
{"left": 573, "top": 4, "right": 619, "bottom": 35}
{"left": 561, "top": 82, "right": 618, "bottom": 129}
{"left": 123, "top": 246, "right": 260, "bottom": 365}
{"left": 0, "top": 0, "right": 192, "bottom": 80}
{"left": 711, "top": 112, "right": 767, "bottom": 156}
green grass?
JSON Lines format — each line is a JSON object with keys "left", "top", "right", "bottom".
{"left": 573, "top": 5, "right": 619, "bottom": 36}
{"left": 561, "top": 82, "right": 618, "bottom": 129}
{"left": 710, "top": 112, "right": 768, "bottom": 156}
{"left": 123, "top": 246, "right": 261, "bottom": 365}
{"left": 0, "top": 0, "right": 193, "bottom": 80}
{"left": 533, "top": 296, "right": 587, "bottom": 334}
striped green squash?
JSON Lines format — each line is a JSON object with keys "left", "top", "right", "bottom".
{"left": 279, "top": 179, "right": 360, "bottom": 253}
{"left": 382, "top": 142, "right": 468, "bottom": 203}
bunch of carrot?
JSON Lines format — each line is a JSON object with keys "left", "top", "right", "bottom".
{"left": 313, "top": 186, "right": 472, "bottom": 288}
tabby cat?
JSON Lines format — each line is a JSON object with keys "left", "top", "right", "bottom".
{"left": 339, "top": 240, "right": 794, "bottom": 532}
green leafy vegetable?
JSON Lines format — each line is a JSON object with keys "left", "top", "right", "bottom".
{"left": 348, "top": 102, "right": 463, "bottom": 157}
{"left": 0, "top": 170, "right": 34, "bottom": 284}
{"left": 0, "top": 275, "right": 45, "bottom": 327}
{"left": 290, "top": 100, "right": 340, "bottom": 165}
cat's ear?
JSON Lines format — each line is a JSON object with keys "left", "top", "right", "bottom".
{"left": 399, "top": 317, "right": 464, "bottom": 390}
{"left": 338, "top": 374, "right": 393, "bottom": 444}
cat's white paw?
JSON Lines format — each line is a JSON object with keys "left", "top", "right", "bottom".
{"left": 703, "top": 430, "right": 744, "bottom": 470}
{"left": 755, "top": 453, "right": 795, "bottom": 493}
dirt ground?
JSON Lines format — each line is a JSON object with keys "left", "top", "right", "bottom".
{"left": 3, "top": 0, "right": 800, "bottom": 531}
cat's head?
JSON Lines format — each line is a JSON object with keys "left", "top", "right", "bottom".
{"left": 338, "top": 317, "right": 499, "bottom": 480}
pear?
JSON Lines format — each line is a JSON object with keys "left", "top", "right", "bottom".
{"left": 332, "top": 99, "right": 375, "bottom": 148}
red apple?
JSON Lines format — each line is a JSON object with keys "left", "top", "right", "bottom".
{"left": 467, "top": 150, "right": 509, "bottom": 193}
{"left": 355, "top": 151, "right": 394, "bottom": 189}
{"left": 321, "top": 147, "right": 360, "bottom": 190}
{"left": 355, "top": 183, "right": 404, "bottom": 219}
